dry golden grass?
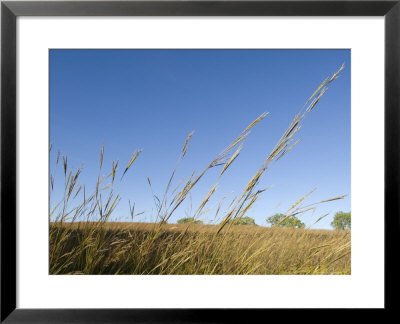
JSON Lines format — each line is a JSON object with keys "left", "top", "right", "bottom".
{"left": 49, "top": 65, "right": 350, "bottom": 275}
{"left": 50, "top": 222, "right": 350, "bottom": 275}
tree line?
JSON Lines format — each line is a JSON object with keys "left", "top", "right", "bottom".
{"left": 177, "top": 211, "right": 351, "bottom": 230}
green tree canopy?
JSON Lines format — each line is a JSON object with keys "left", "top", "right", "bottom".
{"left": 330, "top": 211, "right": 351, "bottom": 230}
{"left": 227, "top": 216, "right": 256, "bottom": 226}
{"left": 177, "top": 217, "right": 203, "bottom": 225}
{"left": 266, "top": 213, "right": 305, "bottom": 228}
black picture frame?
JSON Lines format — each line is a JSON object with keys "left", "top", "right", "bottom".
{"left": 1, "top": 0, "right": 398, "bottom": 322}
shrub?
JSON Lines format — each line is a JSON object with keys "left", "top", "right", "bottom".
{"left": 266, "top": 213, "right": 305, "bottom": 229}
{"left": 227, "top": 216, "right": 256, "bottom": 226}
{"left": 177, "top": 217, "right": 203, "bottom": 224}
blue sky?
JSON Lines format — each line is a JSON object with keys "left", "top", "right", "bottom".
{"left": 50, "top": 49, "right": 350, "bottom": 229}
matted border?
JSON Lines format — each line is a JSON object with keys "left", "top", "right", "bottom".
{"left": 1, "top": 1, "right": 399, "bottom": 322}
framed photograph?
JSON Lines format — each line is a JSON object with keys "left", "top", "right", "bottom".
{"left": 1, "top": 0, "right": 398, "bottom": 321}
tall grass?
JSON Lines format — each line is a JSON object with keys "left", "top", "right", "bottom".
{"left": 49, "top": 64, "right": 350, "bottom": 275}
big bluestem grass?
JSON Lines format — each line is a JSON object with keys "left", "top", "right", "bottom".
{"left": 49, "top": 65, "right": 350, "bottom": 275}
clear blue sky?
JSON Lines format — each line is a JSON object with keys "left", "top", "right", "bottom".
{"left": 50, "top": 49, "right": 350, "bottom": 229}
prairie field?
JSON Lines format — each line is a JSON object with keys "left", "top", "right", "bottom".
{"left": 49, "top": 63, "right": 350, "bottom": 275}
{"left": 49, "top": 222, "right": 350, "bottom": 275}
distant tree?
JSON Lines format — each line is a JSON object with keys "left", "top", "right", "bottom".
{"left": 227, "top": 216, "right": 256, "bottom": 226}
{"left": 330, "top": 211, "right": 351, "bottom": 230}
{"left": 177, "top": 217, "right": 203, "bottom": 225}
{"left": 266, "top": 213, "right": 305, "bottom": 229}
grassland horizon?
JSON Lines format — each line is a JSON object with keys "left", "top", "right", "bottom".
{"left": 49, "top": 61, "right": 350, "bottom": 275}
